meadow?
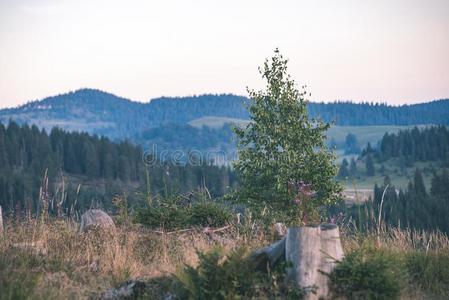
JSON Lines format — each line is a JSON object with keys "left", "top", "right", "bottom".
{"left": 1, "top": 213, "right": 449, "bottom": 299}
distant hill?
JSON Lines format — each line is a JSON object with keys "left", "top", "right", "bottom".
{"left": 0, "top": 89, "right": 146, "bottom": 139}
{"left": 1, "top": 88, "right": 448, "bottom": 155}
{"left": 0, "top": 89, "right": 249, "bottom": 140}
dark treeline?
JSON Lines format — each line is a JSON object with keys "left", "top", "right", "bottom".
{"left": 308, "top": 100, "right": 449, "bottom": 125}
{"left": 0, "top": 121, "right": 237, "bottom": 217}
{"left": 349, "top": 169, "right": 449, "bottom": 234}
{"left": 2, "top": 90, "right": 448, "bottom": 160}
{"left": 378, "top": 125, "right": 449, "bottom": 162}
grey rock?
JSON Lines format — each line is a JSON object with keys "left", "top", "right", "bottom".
{"left": 80, "top": 209, "right": 115, "bottom": 233}
{"left": 101, "top": 280, "right": 147, "bottom": 300}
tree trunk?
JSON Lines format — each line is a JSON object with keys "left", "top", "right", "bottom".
{"left": 286, "top": 224, "right": 343, "bottom": 300}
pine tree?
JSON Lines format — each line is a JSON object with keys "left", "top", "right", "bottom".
{"left": 413, "top": 168, "right": 427, "bottom": 197}
{"left": 338, "top": 158, "right": 350, "bottom": 178}
{"left": 431, "top": 169, "right": 449, "bottom": 199}
{"left": 349, "top": 158, "right": 357, "bottom": 176}
{"left": 365, "top": 154, "right": 375, "bottom": 176}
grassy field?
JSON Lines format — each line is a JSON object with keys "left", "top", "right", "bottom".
{"left": 1, "top": 217, "right": 448, "bottom": 299}
{"left": 339, "top": 159, "right": 437, "bottom": 190}
{"left": 189, "top": 116, "right": 426, "bottom": 150}
{"left": 188, "top": 116, "right": 250, "bottom": 129}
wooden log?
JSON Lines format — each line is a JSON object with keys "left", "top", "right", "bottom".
{"left": 273, "top": 222, "right": 287, "bottom": 240}
{"left": 286, "top": 224, "right": 344, "bottom": 300}
{"left": 250, "top": 238, "right": 286, "bottom": 271}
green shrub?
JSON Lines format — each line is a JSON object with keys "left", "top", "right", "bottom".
{"left": 190, "top": 202, "right": 233, "bottom": 227}
{"left": 405, "top": 251, "right": 449, "bottom": 297}
{"left": 135, "top": 198, "right": 233, "bottom": 230}
{"left": 136, "top": 204, "right": 189, "bottom": 231}
{"left": 177, "top": 247, "right": 303, "bottom": 299}
{"left": 328, "top": 247, "right": 405, "bottom": 300}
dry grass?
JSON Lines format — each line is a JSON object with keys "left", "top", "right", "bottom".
{"left": 0, "top": 218, "right": 265, "bottom": 299}
{"left": 1, "top": 217, "right": 449, "bottom": 299}
{"left": 341, "top": 226, "right": 449, "bottom": 254}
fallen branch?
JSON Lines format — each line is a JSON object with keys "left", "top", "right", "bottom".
{"left": 148, "top": 225, "right": 231, "bottom": 236}
{"left": 249, "top": 238, "right": 286, "bottom": 271}
{"left": 203, "top": 225, "right": 230, "bottom": 234}
{"left": 149, "top": 228, "right": 193, "bottom": 235}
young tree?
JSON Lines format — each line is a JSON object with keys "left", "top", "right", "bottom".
{"left": 413, "top": 168, "right": 426, "bottom": 197}
{"left": 233, "top": 49, "right": 341, "bottom": 224}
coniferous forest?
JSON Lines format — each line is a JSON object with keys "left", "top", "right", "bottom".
{"left": 0, "top": 121, "right": 237, "bottom": 217}
{"left": 378, "top": 125, "right": 449, "bottom": 163}
{"left": 347, "top": 168, "right": 449, "bottom": 234}
{"left": 346, "top": 126, "right": 449, "bottom": 233}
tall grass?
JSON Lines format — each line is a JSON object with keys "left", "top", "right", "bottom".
{"left": 1, "top": 211, "right": 448, "bottom": 299}
{"left": 336, "top": 206, "right": 449, "bottom": 299}
{"left": 0, "top": 218, "right": 253, "bottom": 299}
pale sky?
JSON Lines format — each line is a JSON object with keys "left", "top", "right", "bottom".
{"left": 0, "top": 0, "right": 448, "bottom": 108}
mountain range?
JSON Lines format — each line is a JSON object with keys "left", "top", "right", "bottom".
{"left": 1, "top": 88, "right": 448, "bottom": 155}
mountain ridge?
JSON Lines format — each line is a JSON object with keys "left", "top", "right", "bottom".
{"left": 6, "top": 88, "right": 449, "bottom": 110}
{"left": 0, "top": 89, "right": 448, "bottom": 150}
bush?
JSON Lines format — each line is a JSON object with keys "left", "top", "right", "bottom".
{"left": 176, "top": 247, "right": 303, "bottom": 299}
{"left": 136, "top": 203, "right": 190, "bottom": 231}
{"left": 190, "top": 202, "right": 233, "bottom": 227}
{"left": 328, "top": 247, "right": 405, "bottom": 300}
{"left": 405, "top": 251, "right": 449, "bottom": 297}
{"left": 135, "top": 198, "right": 233, "bottom": 230}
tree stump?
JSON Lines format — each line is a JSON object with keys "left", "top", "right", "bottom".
{"left": 286, "top": 224, "right": 343, "bottom": 300}
{"left": 79, "top": 209, "right": 115, "bottom": 233}
{"left": 319, "top": 224, "right": 344, "bottom": 297}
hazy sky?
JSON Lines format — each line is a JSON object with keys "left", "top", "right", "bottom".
{"left": 0, "top": 0, "right": 448, "bottom": 108}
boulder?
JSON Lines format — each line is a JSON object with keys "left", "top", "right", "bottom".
{"left": 101, "top": 280, "right": 147, "bottom": 300}
{"left": 79, "top": 209, "right": 115, "bottom": 233}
